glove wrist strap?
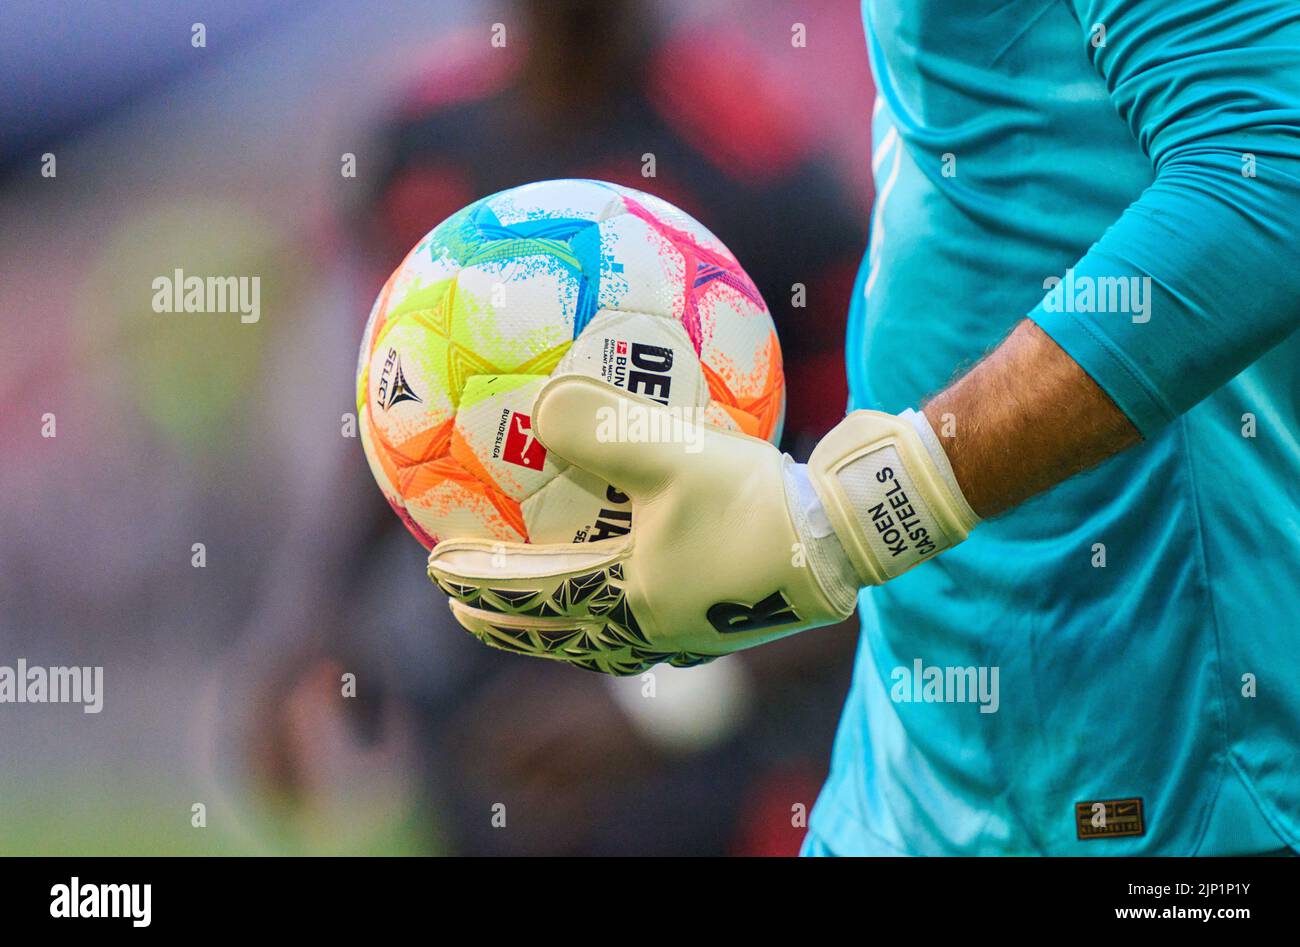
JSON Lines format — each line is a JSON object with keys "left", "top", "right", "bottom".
{"left": 807, "top": 408, "right": 980, "bottom": 585}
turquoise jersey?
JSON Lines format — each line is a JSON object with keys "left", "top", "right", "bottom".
{"left": 809, "top": 0, "right": 1300, "bottom": 855}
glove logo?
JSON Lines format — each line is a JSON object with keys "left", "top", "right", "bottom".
{"left": 707, "top": 590, "right": 799, "bottom": 635}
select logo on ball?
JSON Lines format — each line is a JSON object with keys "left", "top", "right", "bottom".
{"left": 377, "top": 348, "right": 422, "bottom": 411}
{"left": 501, "top": 411, "right": 546, "bottom": 469}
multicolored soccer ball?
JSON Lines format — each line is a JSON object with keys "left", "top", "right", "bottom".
{"left": 356, "top": 179, "right": 785, "bottom": 549}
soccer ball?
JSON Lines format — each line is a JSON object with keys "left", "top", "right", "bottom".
{"left": 356, "top": 179, "right": 785, "bottom": 549}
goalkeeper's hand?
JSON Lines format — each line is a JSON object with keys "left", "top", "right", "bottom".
{"left": 427, "top": 375, "right": 980, "bottom": 675}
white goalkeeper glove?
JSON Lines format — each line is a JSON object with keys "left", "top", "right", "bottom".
{"left": 427, "top": 375, "right": 979, "bottom": 675}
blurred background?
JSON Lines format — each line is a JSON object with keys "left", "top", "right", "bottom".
{"left": 0, "top": 0, "right": 872, "bottom": 855}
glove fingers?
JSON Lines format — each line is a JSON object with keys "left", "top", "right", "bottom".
{"left": 446, "top": 600, "right": 643, "bottom": 675}
{"left": 430, "top": 538, "right": 638, "bottom": 625}
{"left": 446, "top": 599, "right": 718, "bottom": 676}
{"left": 427, "top": 536, "right": 624, "bottom": 583}
{"left": 432, "top": 542, "right": 720, "bottom": 675}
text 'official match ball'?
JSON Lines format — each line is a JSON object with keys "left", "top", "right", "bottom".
{"left": 356, "top": 179, "right": 785, "bottom": 549}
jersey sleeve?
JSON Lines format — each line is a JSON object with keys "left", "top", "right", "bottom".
{"left": 1028, "top": 0, "right": 1300, "bottom": 436}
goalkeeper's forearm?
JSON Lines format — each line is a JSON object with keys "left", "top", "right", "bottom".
{"left": 921, "top": 319, "right": 1140, "bottom": 518}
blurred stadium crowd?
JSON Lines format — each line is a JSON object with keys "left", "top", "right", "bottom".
{"left": 0, "top": 0, "right": 872, "bottom": 855}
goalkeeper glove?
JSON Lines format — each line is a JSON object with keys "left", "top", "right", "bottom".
{"left": 427, "top": 375, "right": 979, "bottom": 675}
